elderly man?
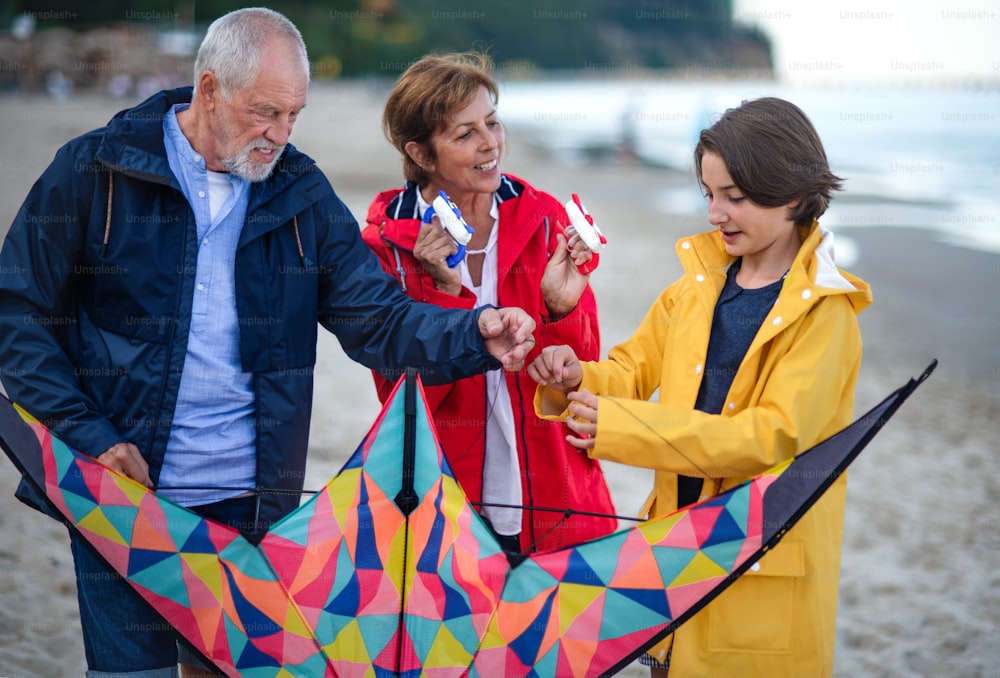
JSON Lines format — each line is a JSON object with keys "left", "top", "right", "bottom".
{"left": 0, "top": 8, "right": 533, "bottom": 676}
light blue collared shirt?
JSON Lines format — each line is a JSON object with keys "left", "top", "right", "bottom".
{"left": 157, "top": 104, "right": 256, "bottom": 506}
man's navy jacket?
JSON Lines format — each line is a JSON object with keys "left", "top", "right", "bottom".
{"left": 0, "top": 87, "right": 500, "bottom": 526}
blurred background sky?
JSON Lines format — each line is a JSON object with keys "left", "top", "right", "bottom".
{"left": 734, "top": 0, "right": 998, "bottom": 84}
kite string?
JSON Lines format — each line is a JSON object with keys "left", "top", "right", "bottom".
{"left": 160, "top": 371, "right": 710, "bottom": 527}
{"left": 601, "top": 395, "right": 713, "bottom": 481}
{"left": 154, "top": 396, "right": 686, "bottom": 524}
{"left": 473, "top": 500, "right": 643, "bottom": 524}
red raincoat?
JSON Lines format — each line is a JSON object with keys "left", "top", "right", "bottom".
{"left": 363, "top": 174, "right": 617, "bottom": 552}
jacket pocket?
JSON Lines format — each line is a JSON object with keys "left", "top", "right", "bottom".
{"left": 706, "top": 540, "right": 805, "bottom": 654}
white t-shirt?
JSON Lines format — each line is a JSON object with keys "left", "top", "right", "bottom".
{"left": 417, "top": 192, "right": 523, "bottom": 536}
{"left": 206, "top": 170, "right": 234, "bottom": 223}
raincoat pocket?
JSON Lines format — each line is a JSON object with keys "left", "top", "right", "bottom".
{"left": 706, "top": 539, "right": 805, "bottom": 654}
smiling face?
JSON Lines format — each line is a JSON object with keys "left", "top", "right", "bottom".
{"left": 700, "top": 151, "right": 801, "bottom": 270}
{"left": 204, "top": 38, "right": 308, "bottom": 182}
{"left": 406, "top": 86, "right": 504, "bottom": 202}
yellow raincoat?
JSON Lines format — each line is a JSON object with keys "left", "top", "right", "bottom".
{"left": 536, "top": 222, "right": 871, "bottom": 676}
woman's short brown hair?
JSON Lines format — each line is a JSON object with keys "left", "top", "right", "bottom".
{"left": 383, "top": 51, "right": 499, "bottom": 185}
{"left": 694, "top": 97, "right": 843, "bottom": 226}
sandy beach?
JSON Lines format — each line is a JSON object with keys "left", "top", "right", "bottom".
{"left": 0, "top": 82, "right": 998, "bottom": 677}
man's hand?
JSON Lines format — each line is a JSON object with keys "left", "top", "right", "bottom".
{"left": 96, "top": 442, "right": 152, "bottom": 487}
{"left": 479, "top": 307, "right": 536, "bottom": 370}
{"left": 527, "top": 344, "right": 583, "bottom": 392}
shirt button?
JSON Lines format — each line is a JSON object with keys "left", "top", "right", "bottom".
{"left": 696, "top": 274, "right": 705, "bottom": 282}
{"left": 802, "top": 289, "right": 812, "bottom": 300}
{"left": 198, "top": 190, "right": 206, "bottom": 198}
{"left": 193, "top": 155, "right": 202, "bottom": 163}
{"left": 197, "top": 283, "right": 205, "bottom": 291}
{"left": 202, "top": 237, "right": 209, "bottom": 245}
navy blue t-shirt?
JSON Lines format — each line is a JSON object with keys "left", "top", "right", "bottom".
{"left": 677, "top": 260, "right": 783, "bottom": 507}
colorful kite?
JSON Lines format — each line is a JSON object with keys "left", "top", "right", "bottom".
{"left": 0, "top": 362, "right": 935, "bottom": 676}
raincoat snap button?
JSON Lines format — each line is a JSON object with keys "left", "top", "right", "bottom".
{"left": 681, "top": 241, "right": 691, "bottom": 249}
{"left": 728, "top": 402, "right": 735, "bottom": 410}
{"left": 772, "top": 316, "right": 783, "bottom": 325}
{"left": 696, "top": 274, "right": 705, "bottom": 282}
{"left": 750, "top": 562, "right": 761, "bottom": 572}
{"left": 802, "top": 289, "right": 812, "bottom": 300}
{"left": 695, "top": 364, "right": 703, "bottom": 374}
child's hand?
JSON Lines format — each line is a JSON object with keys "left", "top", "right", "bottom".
{"left": 527, "top": 345, "right": 583, "bottom": 391}
{"left": 565, "top": 388, "right": 598, "bottom": 450}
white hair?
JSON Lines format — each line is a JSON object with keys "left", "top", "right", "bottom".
{"left": 193, "top": 7, "right": 309, "bottom": 99}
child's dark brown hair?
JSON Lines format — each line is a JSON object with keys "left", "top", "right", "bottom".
{"left": 695, "top": 97, "right": 843, "bottom": 226}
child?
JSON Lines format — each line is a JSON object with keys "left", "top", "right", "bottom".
{"left": 528, "top": 97, "right": 871, "bottom": 677}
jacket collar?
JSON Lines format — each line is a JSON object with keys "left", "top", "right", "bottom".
{"left": 790, "top": 222, "right": 872, "bottom": 314}
{"left": 93, "top": 87, "right": 329, "bottom": 228}
{"left": 675, "top": 221, "right": 871, "bottom": 373}
{"left": 371, "top": 174, "right": 526, "bottom": 250}
{"left": 678, "top": 221, "right": 872, "bottom": 314}
{"left": 95, "top": 87, "right": 189, "bottom": 186}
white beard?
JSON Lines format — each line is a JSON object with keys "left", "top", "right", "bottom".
{"left": 223, "top": 140, "right": 283, "bottom": 182}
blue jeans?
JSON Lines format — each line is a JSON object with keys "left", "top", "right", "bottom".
{"left": 71, "top": 494, "right": 261, "bottom": 677}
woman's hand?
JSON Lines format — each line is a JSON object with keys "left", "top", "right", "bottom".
{"left": 540, "top": 232, "right": 590, "bottom": 319}
{"left": 565, "top": 225, "right": 597, "bottom": 269}
{"left": 413, "top": 216, "right": 462, "bottom": 295}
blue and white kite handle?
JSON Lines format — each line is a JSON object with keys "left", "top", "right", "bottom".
{"left": 423, "top": 190, "right": 474, "bottom": 268}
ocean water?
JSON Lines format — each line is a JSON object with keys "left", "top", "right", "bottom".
{"left": 497, "top": 79, "right": 1000, "bottom": 259}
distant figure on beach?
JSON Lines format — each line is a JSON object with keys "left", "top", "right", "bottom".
{"left": 0, "top": 10, "right": 535, "bottom": 677}
{"left": 529, "top": 97, "right": 871, "bottom": 677}
{"left": 617, "top": 89, "right": 642, "bottom": 164}
{"left": 362, "top": 51, "right": 617, "bottom": 563}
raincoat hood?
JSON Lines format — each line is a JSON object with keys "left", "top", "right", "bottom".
{"left": 680, "top": 220, "right": 871, "bottom": 315}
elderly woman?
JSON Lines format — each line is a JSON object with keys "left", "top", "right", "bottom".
{"left": 362, "top": 52, "right": 616, "bottom": 561}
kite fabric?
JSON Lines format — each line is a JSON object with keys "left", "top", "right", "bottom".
{"left": 0, "top": 361, "right": 935, "bottom": 676}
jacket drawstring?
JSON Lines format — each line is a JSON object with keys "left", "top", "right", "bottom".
{"left": 102, "top": 171, "right": 113, "bottom": 258}
{"left": 292, "top": 215, "right": 306, "bottom": 267}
